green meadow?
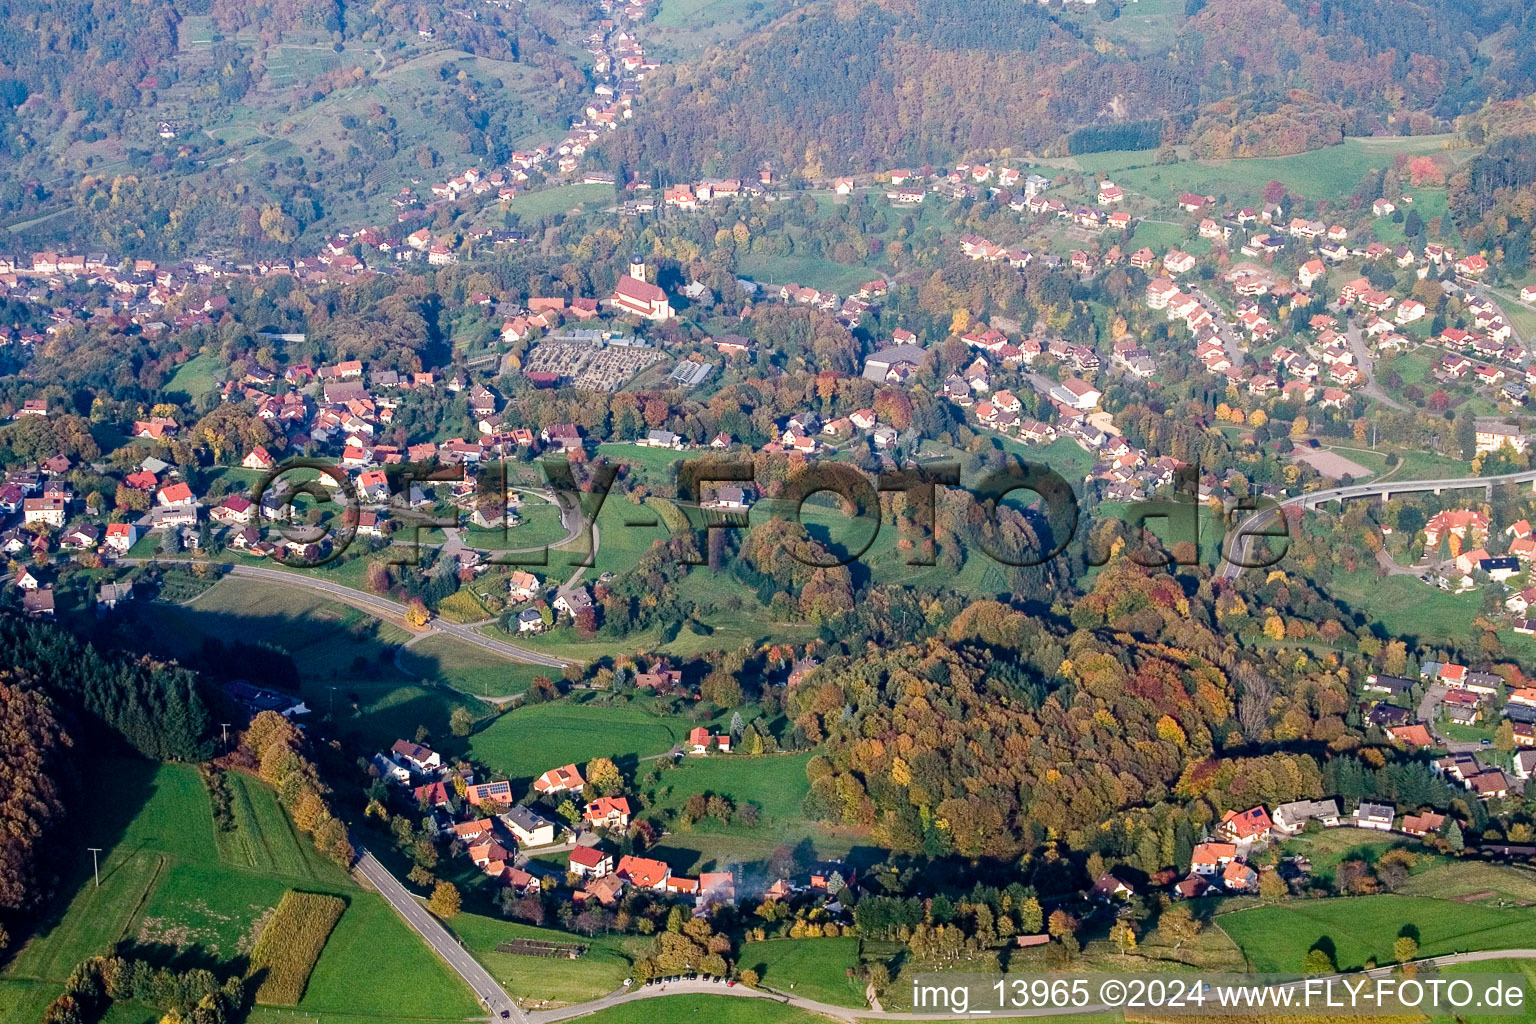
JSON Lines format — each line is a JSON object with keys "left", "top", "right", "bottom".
{"left": 1218, "top": 894, "right": 1536, "bottom": 973}
{"left": 0, "top": 760, "right": 480, "bottom": 1024}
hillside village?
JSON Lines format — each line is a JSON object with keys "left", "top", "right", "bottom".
{"left": 11, "top": 141, "right": 1536, "bottom": 643}
{"left": 365, "top": 731, "right": 874, "bottom": 947}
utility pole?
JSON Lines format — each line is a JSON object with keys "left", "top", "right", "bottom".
{"left": 87, "top": 848, "right": 101, "bottom": 887}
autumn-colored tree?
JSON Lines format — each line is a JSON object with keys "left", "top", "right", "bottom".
{"left": 642, "top": 399, "right": 670, "bottom": 428}
{"left": 1393, "top": 935, "right": 1418, "bottom": 964}
{"left": 365, "top": 562, "right": 391, "bottom": 594}
{"left": 1019, "top": 896, "right": 1043, "bottom": 934}
{"left": 429, "top": 881, "right": 461, "bottom": 919}
{"left": 1383, "top": 640, "right": 1408, "bottom": 676}
{"left": 1158, "top": 904, "right": 1202, "bottom": 947}
{"left": 0, "top": 680, "right": 68, "bottom": 913}
{"left": 585, "top": 757, "right": 624, "bottom": 795}
{"left": 1109, "top": 919, "right": 1137, "bottom": 956}
{"left": 405, "top": 598, "right": 431, "bottom": 628}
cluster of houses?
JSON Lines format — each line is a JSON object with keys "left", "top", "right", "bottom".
{"left": 861, "top": 319, "right": 1187, "bottom": 500}
{"left": 1356, "top": 664, "right": 1530, "bottom": 795}
{"left": 917, "top": 168, "right": 1528, "bottom": 423}
{"left": 1172, "top": 796, "right": 1449, "bottom": 899}
{"left": 1376, "top": 507, "right": 1536, "bottom": 618}
{"left": 769, "top": 278, "right": 888, "bottom": 331}
{"left": 368, "top": 733, "right": 760, "bottom": 914}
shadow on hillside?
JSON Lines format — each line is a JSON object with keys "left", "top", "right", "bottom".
{"left": 4, "top": 757, "right": 161, "bottom": 968}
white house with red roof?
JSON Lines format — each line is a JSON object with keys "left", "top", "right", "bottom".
{"left": 583, "top": 796, "right": 632, "bottom": 830}
{"left": 105, "top": 522, "right": 138, "bottom": 552}
{"left": 242, "top": 446, "right": 275, "bottom": 470}
{"left": 156, "top": 482, "right": 196, "bottom": 508}
{"left": 687, "top": 726, "right": 731, "bottom": 754}
{"left": 569, "top": 845, "right": 613, "bottom": 878}
{"left": 1189, "top": 842, "right": 1236, "bottom": 876}
{"left": 616, "top": 854, "right": 670, "bottom": 890}
{"left": 533, "top": 763, "right": 585, "bottom": 795}
{"left": 1217, "top": 806, "right": 1273, "bottom": 844}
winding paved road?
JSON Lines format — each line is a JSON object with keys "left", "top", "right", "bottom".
{"left": 1220, "top": 469, "right": 1536, "bottom": 580}
{"left": 524, "top": 950, "right": 1536, "bottom": 1022}
{"left": 350, "top": 843, "right": 1536, "bottom": 1024}
{"left": 186, "top": 562, "right": 572, "bottom": 668}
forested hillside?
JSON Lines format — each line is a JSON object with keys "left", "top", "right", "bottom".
{"left": 790, "top": 564, "right": 1467, "bottom": 867}
{"left": 607, "top": 0, "right": 1197, "bottom": 180}
{"left": 0, "top": 615, "right": 217, "bottom": 762}
{"left": 0, "top": 0, "right": 582, "bottom": 250}
{"left": 606, "top": 0, "right": 1536, "bottom": 179}
{"left": 0, "top": 677, "right": 69, "bottom": 918}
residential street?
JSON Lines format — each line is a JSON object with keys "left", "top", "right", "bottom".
{"left": 1186, "top": 285, "right": 1245, "bottom": 368}
{"left": 1344, "top": 321, "right": 1407, "bottom": 411}
{"left": 1416, "top": 681, "right": 1483, "bottom": 754}
{"left": 349, "top": 815, "right": 1536, "bottom": 1024}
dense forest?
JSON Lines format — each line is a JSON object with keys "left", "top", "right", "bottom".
{"left": 1448, "top": 135, "right": 1536, "bottom": 278}
{"left": 0, "top": 615, "right": 217, "bottom": 762}
{"left": 602, "top": 0, "right": 1199, "bottom": 180}
{"left": 788, "top": 562, "right": 1490, "bottom": 867}
{"left": 602, "top": 0, "right": 1536, "bottom": 180}
{"left": 0, "top": 675, "right": 70, "bottom": 920}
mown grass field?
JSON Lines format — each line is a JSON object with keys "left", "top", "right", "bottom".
{"left": 1275, "top": 827, "right": 1433, "bottom": 888}
{"left": 1111, "top": 136, "right": 1459, "bottom": 206}
{"left": 1321, "top": 566, "right": 1536, "bottom": 654}
{"left": 397, "top": 633, "right": 554, "bottom": 698}
{"left": 462, "top": 500, "right": 572, "bottom": 551}
{"left": 1395, "top": 860, "right": 1536, "bottom": 905}
{"left": 1079, "top": 0, "right": 1183, "bottom": 51}
{"left": 164, "top": 352, "right": 221, "bottom": 400}
{"left": 1217, "top": 894, "right": 1536, "bottom": 973}
{"left": 132, "top": 577, "right": 411, "bottom": 679}
{"left": 736, "top": 938, "right": 864, "bottom": 1005}
{"left": 595, "top": 442, "right": 696, "bottom": 486}
{"left": 651, "top": 0, "right": 762, "bottom": 29}
{"left": 130, "top": 575, "right": 511, "bottom": 732}
{"left": 529, "top": 494, "right": 671, "bottom": 584}
{"left": 0, "top": 760, "right": 481, "bottom": 1024}
{"left": 449, "top": 914, "right": 648, "bottom": 1005}
{"left": 734, "top": 253, "right": 886, "bottom": 295}
{"left": 467, "top": 701, "right": 692, "bottom": 789}
{"left": 326, "top": 680, "right": 495, "bottom": 755}
{"left": 507, "top": 183, "right": 613, "bottom": 218}
{"left": 645, "top": 753, "right": 813, "bottom": 835}
{"left": 214, "top": 771, "right": 342, "bottom": 877}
